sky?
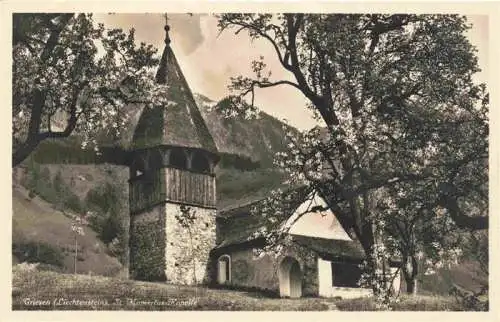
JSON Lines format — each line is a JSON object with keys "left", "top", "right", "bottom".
{"left": 95, "top": 13, "right": 489, "bottom": 131}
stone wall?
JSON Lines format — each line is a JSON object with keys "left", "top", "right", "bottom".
{"left": 279, "top": 242, "right": 319, "bottom": 297}
{"left": 129, "top": 205, "right": 166, "bottom": 281}
{"left": 165, "top": 204, "right": 216, "bottom": 285}
{"left": 224, "top": 248, "right": 277, "bottom": 292}
{"left": 220, "top": 242, "right": 319, "bottom": 297}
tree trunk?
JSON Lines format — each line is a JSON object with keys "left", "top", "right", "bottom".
{"left": 13, "top": 138, "right": 41, "bottom": 167}
{"left": 405, "top": 276, "right": 418, "bottom": 295}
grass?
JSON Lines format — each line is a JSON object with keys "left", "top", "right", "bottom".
{"left": 12, "top": 269, "right": 330, "bottom": 311}
{"left": 12, "top": 268, "right": 471, "bottom": 311}
{"left": 334, "top": 294, "right": 463, "bottom": 311}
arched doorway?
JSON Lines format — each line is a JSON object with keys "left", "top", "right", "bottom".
{"left": 217, "top": 255, "right": 231, "bottom": 284}
{"left": 279, "top": 257, "right": 302, "bottom": 298}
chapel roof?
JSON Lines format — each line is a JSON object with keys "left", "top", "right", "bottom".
{"left": 214, "top": 185, "right": 367, "bottom": 261}
{"left": 215, "top": 185, "right": 312, "bottom": 246}
{"left": 290, "top": 234, "right": 365, "bottom": 261}
{"left": 130, "top": 22, "right": 218, "bottom": 154}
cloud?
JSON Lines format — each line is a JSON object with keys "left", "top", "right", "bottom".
{"left": 93, "top": 13, "right": 488, "bottom": 131}
{"left": 94, "top": 13, "right": 206, "bottom": 56}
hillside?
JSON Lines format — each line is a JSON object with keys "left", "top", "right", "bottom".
{"left": 12, "top": 184, "right": 123, "bottom": 276}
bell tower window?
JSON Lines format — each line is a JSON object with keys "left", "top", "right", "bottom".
{"left": 191, "top": 151, "right": 211, "bottom": 174}
{"left": 169, "top": 148, "right": 188, "bottom": 169}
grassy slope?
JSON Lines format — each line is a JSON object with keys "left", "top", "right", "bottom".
{"left": 216, "top": 167, "right": 287, "bottom": 210}
{"left": 12, "top": 269, "right": 331, "bottom": 311}
{"left": 12, "top": 268, "right": 464, "bottom": 311}
{"left": 334, "top": 294, "right": 462, "bottom": 311}
{"left": 12, "top": 184, "right": 122, "bottom": 277}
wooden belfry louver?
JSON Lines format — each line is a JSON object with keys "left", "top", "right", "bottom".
{"left": 128, "top": 14, "right": 219, "bottom": 284}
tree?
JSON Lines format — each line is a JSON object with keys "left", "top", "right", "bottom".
{"left": 12, "top": 13, "right": 168, "bottom": 167}
{"left": 216, "top": 14, "right": 488, "bottom": 302}
{"left": 381, "top": 181, "right": 464, "bottom": 295}
{"left": 70, "top": 215, "right": 86, "bottom": 274}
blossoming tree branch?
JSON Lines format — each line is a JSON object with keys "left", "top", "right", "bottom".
{"left": 12, "top": 13, "right": 169, "bottom": 167}
{"left": 216, "top": 13, "right": 488, "bottom": 301}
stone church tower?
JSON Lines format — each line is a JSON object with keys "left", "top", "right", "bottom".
{"left": 128, "top": 21, "right": 219, "bottom": 284}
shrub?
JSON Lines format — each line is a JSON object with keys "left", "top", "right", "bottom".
{"left": 450, "top": 284, "right": 488, "bottom": 311}
{"left": 218, "top": 152, "right": 261, "bottom": 171}
{"left": 63, "top": 194, "right": 84, "bottom": 214}
{"left": 12, "top": 241, "right": 65, "bottom": 268}
{"left": 20, "top": 162, "right": 84, "bottom": 215}
{"left": 85, "top": 182, "right": 127, "bottom": 264}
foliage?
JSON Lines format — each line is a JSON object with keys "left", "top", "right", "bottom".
{"left": 217, "top": 168, "right": 287, "bottom": 203}
{"left": 216, "top": 13, "right": 488, "bottom": 305}
{"left": 129, "top": 221, "right": 166, "bottom": 281}
{"left": 448, "top": 230, "right": 488, "bottom": 311}
{"left": 12, "top": 241, "right": 65, "bottom": 268}
{"left": 450, "top": 284, "right": 488, "bottom": 311}
{"left": 218, "top": 152, "right": 261, "bottom": 171}
{"left": 84, "top": 182, "right": 127, "bottom": 263}
{"left": 32, "top": 138, "right": 101, "bottom": 164}
{"left": 380, "top": 181, "right": 466, "bottom": 294}
{"left": 21, "top": 160, "right": 84, "bottom": 214}
{"left": 21, "top": 162, "right": 128, "bottom": 265}
{"left": 12, "top": 13, "right": 168, "bottom": 167}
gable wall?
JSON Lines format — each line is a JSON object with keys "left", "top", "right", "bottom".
{"left": 287, "top": 192, "right": 352, "bottom": 240}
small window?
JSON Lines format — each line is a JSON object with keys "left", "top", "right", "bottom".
{"left": 331, "top": 262, "right": 362, "bottom": 287}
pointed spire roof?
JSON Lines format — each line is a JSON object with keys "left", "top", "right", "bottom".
{"left": 131, "top": 17, "right": 218, "bottom": 155}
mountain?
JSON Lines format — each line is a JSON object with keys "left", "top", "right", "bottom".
{"left": 194, "top": 93, "right": 299, "bottom": 166}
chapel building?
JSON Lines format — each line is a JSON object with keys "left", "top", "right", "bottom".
{"left": 127, "top": 20, "right": 401, "bottom": 298}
